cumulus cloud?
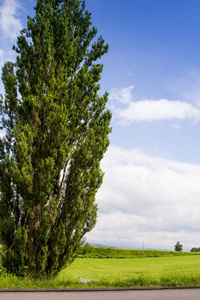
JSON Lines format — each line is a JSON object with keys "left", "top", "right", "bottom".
{"left": 0, "top": 0, "right": 22, "bottom": 41}
{"left": 110, "top": 86, "right": 200, "bottom": 124}
{"left": 118, "top": 99, "right": 200, "bottom": 123}
{"left": 87, "top": 145, "right": 200, "bottom": 250}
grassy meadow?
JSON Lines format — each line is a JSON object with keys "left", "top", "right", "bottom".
{"left": 0, "top": 247, "right": 200, "bottom": 288}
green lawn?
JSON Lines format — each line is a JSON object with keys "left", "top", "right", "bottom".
{"left": 1, "top": 255, "right": 200, "bottom": 288}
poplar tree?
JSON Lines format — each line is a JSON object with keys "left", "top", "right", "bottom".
{"left": 0, "top": 0, "right": 111, "bottom": 277}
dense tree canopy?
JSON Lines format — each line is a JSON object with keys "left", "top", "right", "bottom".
{"left": 175, "top": 241, "right": 183, "bottom": 252}
{"left": 190, "top": 247, "right": 200, "bottom": 252}
{"left": 0, "top": 0, "right": 111, "bottom": 277}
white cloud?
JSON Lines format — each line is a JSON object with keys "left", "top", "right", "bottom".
{"left": 0, "top": 0, "right": 22, "bottom": 41}
{"left": 0, "top": 49, "right": 5, "bottom": 67}
{"left": 0, "top": 48, "right": 16, "bottom": 93}
{"left": 110, "top": 86, "right": 200, "bottom": 124}
{"left": 0, "top": 49, "right": 5, "bottom": 92}
{"left": 168, "top": 70, "right": 200, "bottom": 104}
{"left": 109, "top": 85, "right": 134, "bottom": 104}
{"left": 118, "top": 99, "right": 200, "bottom": 123}
{"left": 172, "top": 124, "right": 181, "bottom": 129}
{"left": 87, "top": 145, "right": 200, "bottom": 250}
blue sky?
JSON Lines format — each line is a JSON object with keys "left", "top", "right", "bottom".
{"left": 1, "top": 0, "right": 200, "bottom": 251}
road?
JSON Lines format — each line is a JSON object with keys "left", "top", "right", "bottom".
{"left": 1, "top": 289, "right": 200, "bottom": 300}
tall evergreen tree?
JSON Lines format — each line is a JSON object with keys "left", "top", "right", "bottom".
{"left": 0, "top": 0, "right": 111, "bottom": 277}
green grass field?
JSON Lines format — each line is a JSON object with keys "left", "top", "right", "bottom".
{"left": 1, "top": 248, "right": 200, "bottom": 288}
{"left": 56, "top": 256, "right": 200, "bottom": 287}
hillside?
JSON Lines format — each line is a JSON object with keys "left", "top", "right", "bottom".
{"left": 79, "top": 244, "right": 200, "bottom": 259}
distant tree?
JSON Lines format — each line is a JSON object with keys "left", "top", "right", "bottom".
{"left": 175, "top": 241, "right": 183, "bottom": 251}
{"left": 0, "top": 0, "right": 111, "bottom": 277}
{"left": 81, "top": 242, "right": 93, "bottom": 255}
{"left": 190, "top": 247, "right": 200, "bottom": 252}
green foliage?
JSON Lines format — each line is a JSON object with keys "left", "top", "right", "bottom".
{"left": 175, "top": 241, "right": 183, "bottom": 251}
{"left": 0, "top": 0, "right": 111, "bottom": 277}
{"left": 191, "top": 247, "right": 200, "bottom": 252}
{"left": 81, "top": 242, "right": 93, "bottom": 255}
